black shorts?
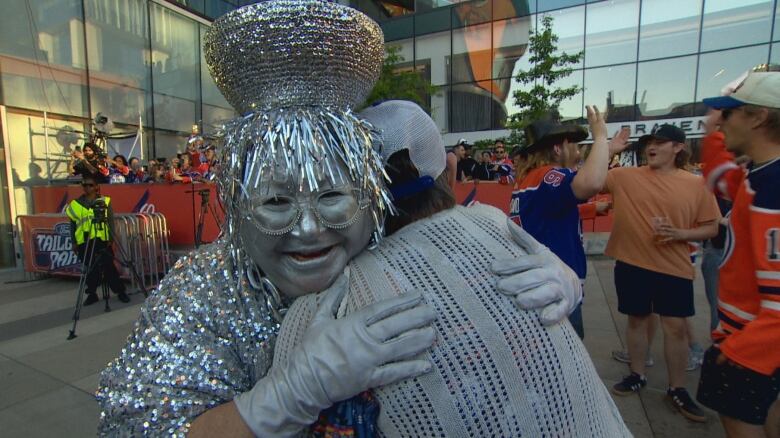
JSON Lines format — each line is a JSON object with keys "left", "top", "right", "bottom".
{"left": 697, "top": 346, "right": 780, "bottom": 425}
{"left": 614, "top": 260, "right": 694, "bottom": 317}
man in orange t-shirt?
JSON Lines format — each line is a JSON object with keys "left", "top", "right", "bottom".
{"left": 605, "top": 124, "right": 720, "bottom": 423}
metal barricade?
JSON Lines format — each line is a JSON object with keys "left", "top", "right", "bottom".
{"left": 17, "top": 212, "right": 172, "bottom": 292}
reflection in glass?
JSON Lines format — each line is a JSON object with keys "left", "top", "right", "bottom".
{"left": 556, "top": 69, "right": 584, "bottom": 121}
{"left": 492, "top": 17, "right": 531, "bottom": 79}
{"left": 150, "top": 3, "right": 200, "bottom": 132}
{"left": 451, "top": 82, "right": 494, "bottom": 132}
{"left": 154, "top": 130, "right": 190, "bottom": 161}
{"left": 776, "top": 2, "right": 780, "bottom": 41}
{"left": 696, "top": 45, "right": 770, "bottom": 103}
{"left": 701, "top": 0, "right": 773, "bottom": 52}
{"left": 452, "top": 23, "right": 492, "bottom": 83}
{"left": 415, "top": 8, "right": 450, "bottom": 35}
{"left": 543, "top": 6, "right": 584, "bottom": 69}
{"left": 381, "top": 16, "right": 414, "bottom": 42}
{"left": 416, "top": 31, "right": 451, "bottom": 85}
{"left": 639, "top": 0, "right": 701, "bottom": 60}
{"left": 538, "top": 0, "right": 585, "bottom": 13}
{"left": 85, "top": 0, "right": 151, "bottom": 126}
{"left": 585, "top": 0, "right": 639, "bottom": 68}
{"left": 583, "top": 64, "right": 635, "bottom": 122}
{"left": 0, "top": 0, "right": 88, "bottom": 117}
{"left": 494, "top": 0, "right": 533, "bottom": 20}
{"left": 452, "top": 0, "right": 492, "bottom": 28}
{"left": 637, "top": 56, "right": 697, "bottom": 119}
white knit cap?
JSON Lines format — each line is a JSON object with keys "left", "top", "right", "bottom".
{"left": 359, "top": 100, "right": 446, "bottom": 178}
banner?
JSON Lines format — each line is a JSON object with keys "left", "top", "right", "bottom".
{"left": 18, "top": 215, "right": 80, "bottom": 275}
{"left": 31, "top": 183, "right": 223, "bottom": 246}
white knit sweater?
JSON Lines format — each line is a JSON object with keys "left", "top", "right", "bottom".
{"left": 275, "top": 204, "right": 631, "bottom": 437}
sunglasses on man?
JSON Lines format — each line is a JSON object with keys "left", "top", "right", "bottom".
{"left": 82, "top": 183, "right": 97, "bottom": 187}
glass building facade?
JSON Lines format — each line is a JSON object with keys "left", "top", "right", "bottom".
{"left": 0, "top": 0, "right": 248, "bottom": 267}
{"left": 370, "top": 0, "right": 779, "bottom": 143}
{"left": 0, "top": 0, "right": 775, "bottom": 268}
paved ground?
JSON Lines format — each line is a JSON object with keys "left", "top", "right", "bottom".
{"left": 0, "top": 256, "right": 725, "bottom": 437}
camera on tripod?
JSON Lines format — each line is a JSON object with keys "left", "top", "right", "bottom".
{"left": 92, "top": 198, "right": 109, "bottom": 225}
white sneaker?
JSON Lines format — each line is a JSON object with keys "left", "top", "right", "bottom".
{"left": 611, "top": 349, "right": 654, "bottom": 367}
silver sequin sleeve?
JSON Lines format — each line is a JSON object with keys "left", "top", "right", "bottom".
{"left": 96, "top": 240, "right": 280, "bottom": 436}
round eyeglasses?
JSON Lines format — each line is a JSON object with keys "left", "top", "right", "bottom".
{"left": 249, "top": 187, "right": 369, "bottom": 235}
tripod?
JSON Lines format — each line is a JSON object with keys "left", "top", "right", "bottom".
{"left": 67, "top": 218, "right": 111, "bottom": 340}
{"left": 189, "top": 187, "right": 221, "bottom": 248}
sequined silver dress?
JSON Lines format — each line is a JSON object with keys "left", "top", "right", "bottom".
{"left": 96, "top": 240, "right": 280, "bottom": 436}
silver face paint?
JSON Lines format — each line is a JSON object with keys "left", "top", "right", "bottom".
{"left": 239, "top": 159, "right": 373, "bottom": 298}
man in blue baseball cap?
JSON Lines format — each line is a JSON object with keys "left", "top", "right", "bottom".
{"left": 697, "top": 71, "right": 780, "bottom": 437}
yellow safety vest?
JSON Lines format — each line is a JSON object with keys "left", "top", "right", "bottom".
{"left": 65, "top": 196, "right": 111, "bottom": 245}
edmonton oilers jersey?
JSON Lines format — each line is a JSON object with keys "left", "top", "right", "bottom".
{"left": 509, "top": 165, "right": 587, "bottom": 279}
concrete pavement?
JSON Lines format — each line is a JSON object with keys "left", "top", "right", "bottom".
{"left": 0, "top": 257, "right": 726, "bottom": 437}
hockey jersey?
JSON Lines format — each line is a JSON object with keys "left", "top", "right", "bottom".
{"left": 509, "top": 165, "right": 587, "bottom": 279}
{"left": 702, "top": 131, "right": 780, "bottom": 376}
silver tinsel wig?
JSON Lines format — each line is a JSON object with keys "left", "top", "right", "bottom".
{"left": 203, "top": 0, "right": 391, "bottom": 254}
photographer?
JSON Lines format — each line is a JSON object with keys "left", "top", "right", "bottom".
{"left": 69, "top": 143, "right": 110, "bottom": 183}
{"left": 65, "top": 175, "right": 130, "bottom": 305}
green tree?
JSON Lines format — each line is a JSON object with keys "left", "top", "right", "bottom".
{"left": 505, "top": 15, "right": 583, "bottom": 142}
{"left": 362, "top": 45, "right": 438, "bottom": 112}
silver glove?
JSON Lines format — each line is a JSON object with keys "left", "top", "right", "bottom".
{"left": 234, "top": 270, "right": 437, "bottom": 437}
{"left": 491, "top": 219, "right": 583, "bottom": 326}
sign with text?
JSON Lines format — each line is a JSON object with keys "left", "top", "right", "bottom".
{"left": 18, "top": 215, "right": 80, "bottom": 275}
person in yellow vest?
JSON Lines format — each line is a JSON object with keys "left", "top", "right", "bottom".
{"left": 66, "top": 175, "right": 129, "bottom": 305}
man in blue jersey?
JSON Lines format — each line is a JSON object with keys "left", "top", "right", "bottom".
{"left": 509, "top": 107, "right": 628, "bottom": 338}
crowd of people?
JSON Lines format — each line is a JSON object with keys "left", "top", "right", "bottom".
{"left": 502, "top": 70, "right": 780, "bottom": 435}
{"left": 67, "top": 133, "right": 218, "bottom": 185}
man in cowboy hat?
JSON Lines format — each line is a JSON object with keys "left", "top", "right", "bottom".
{"left": 509, "top": 107, "right": 629, "bottom": 339}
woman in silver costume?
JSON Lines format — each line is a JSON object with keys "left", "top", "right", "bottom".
{"left": 96, "top": 2, "right": 581, "bottom": 436}
{"left": 274, "top": 101, "right": 631, "bottom": 437}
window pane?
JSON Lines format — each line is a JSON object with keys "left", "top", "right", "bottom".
{"left": 636, "top": 56, "right": 697, "bottom": 120}
{"left": 153, "top": 130, "right": 188, "bottom": 161}
{"left": 416, "top": 8, "right": 450, "bottom": 35}
{"left": 639, "top": 0, "right": 701, "bottom": 60}
{"left": 416, "top": 31, "right": 450, "bottom": 85}
{"left": 494, "top": 0, "right": 534, "bottom": 21}
{"left": 776, "top": 2, "right": 780, "bottom": 41}
{"left": 493, "top": 17, "right": 532, "bottom": 78}
{"left": 701, "top": 0, "right": 773, "bottom": 52}
{"left": 381, "top": 17, "right": 414, "bottom": 42}
{"left": 543, "top": 6, "right": 585, "bottom": 69}
{"left": 556, "top": 69, "right": 584, "bottom": 121}
{"left": 84, "top": 0, "right": 151, "bottom": 126}
{"left": 538, "top": 0, "right": 584, "bottom": 12}
{"left": 696, "top": 45, "right": 770, "bottom": 103}
{"left": 200, "top": 25, "right": 234, "bottom": 128}
{"left": 772, "top": 43, "right": 780, "bottom": 64}
{"left": 584, "top": 64, "right": 635, "bottom": 122}
{"left": 150, "top": 3, "right": 200, "bottom": 132}
{"left": 452, "top": 0, "right": 492, "bottom": 28}
{"left": 452, "top": 23, "right": 492, "bottom": 83}
{"left": 584, "top": 0, "right": 639, "bottom": 68}
{"left": 0, "top": 0, "right": 88, "bottom": 117}
{"left": 431, "top": 85, "right": 449, "bottom": 133}
{"left": 450, "top": 81, "right": 493, "bottom": 132}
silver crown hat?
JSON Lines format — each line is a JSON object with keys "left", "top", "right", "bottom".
{"left": 203, "top": 0, "right": 392, "bottom": 269}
